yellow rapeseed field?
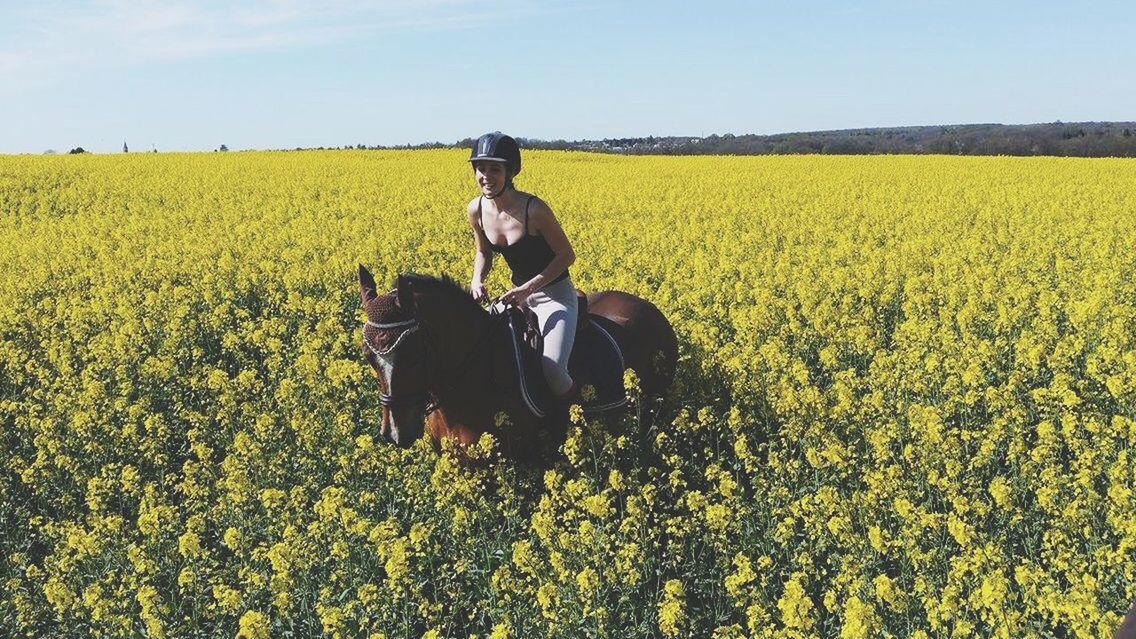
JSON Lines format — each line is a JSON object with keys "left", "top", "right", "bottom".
{"left": 2, "top": 149, "right": 1135, "bottom": 637}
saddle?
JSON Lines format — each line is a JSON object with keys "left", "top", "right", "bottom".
{"left": 503, "top": 290, "right": 628, "bottom": 418}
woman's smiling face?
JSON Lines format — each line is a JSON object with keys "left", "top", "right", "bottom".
{"left": 473, "top": 160, "right": 509, "bottom": 195}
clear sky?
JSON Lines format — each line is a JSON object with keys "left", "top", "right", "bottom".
{"left": 1, "top": 0, "right": 1133, "bottom": 154}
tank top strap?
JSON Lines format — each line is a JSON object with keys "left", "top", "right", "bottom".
{"left": 524, "top": 195, "right": 535, "bottom": 234}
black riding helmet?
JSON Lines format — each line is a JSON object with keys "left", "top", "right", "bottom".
{"left": 469, "top": 131, "right": 522, "bottom": 177}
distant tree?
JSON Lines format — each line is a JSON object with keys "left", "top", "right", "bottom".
{"left": 219, "top": 144, "right": 229, "bottom": 152}
{"left": 68, "top": 147, "right": 86, "bottom": 154}
{"left": 123, "top": 141, "right": 129, "bottom": 153}
{"left": 43, "top": 149, "right": 57, "bottom": 154}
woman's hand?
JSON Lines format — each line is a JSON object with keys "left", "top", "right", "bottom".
{"left": 500, "top": 282, "right": 536, "bottom": 307}
{"left": 470, "top": 281, "right": 489, "bottom": 303}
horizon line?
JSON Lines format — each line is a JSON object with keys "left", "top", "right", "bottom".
{"left": 10, "top": 119, "right": 1136, "bottom": 156}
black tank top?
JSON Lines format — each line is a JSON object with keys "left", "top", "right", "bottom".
{"left": 481, "top": 195, "right": 569, "bottom": 287}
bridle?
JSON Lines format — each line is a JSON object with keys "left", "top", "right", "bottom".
{"left": 363, "top": 302, "right": 506, "bottom": 413}
{"left": 362, "top": 317, "right": 428, "bottom": 409}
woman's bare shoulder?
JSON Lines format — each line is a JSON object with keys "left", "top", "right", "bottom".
{"left": 525, "top": 194, "right": 558, "bottom": 223}
{"left": 466, "top": 196, "right": 482, "bottom": 221}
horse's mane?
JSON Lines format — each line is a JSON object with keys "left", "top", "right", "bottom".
{"left": 400, "top": 272, "right": 487, "bottom": 319}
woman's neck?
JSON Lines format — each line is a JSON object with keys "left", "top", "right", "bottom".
{"left": 488, "top": 187, "right": 516, "bottom": 210}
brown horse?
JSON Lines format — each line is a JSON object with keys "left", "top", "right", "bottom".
{"left": 357, "top": 265, "right": 677, "bottom": 461}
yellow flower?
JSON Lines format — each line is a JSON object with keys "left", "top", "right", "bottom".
{"left": 384, "top": 539, "right": 410, "bottom": 592}
{"left": 237, "top": 610, "right": 269, "bottom": 639}
{"left": 946, "top": 515, "right": 970, "bottom": 547}
{"left": 725, "top": 554, "right": 756, "bottom": 599}
{"left": 705, "top": 502, "right": 732, "bottom": 533}
{"left": 537, "top": 583, "right": 559, "bottom": 619}
{"left": 177, "top": 567, "right": 196, "bottom": 589}
{"left": 43, "top": 576, "right": 76, "bottom": 612}
{"left": 223, "top": 527, "right": 243, "bottom": 550}
{"left": 259, "top": 488, "right": 286, "bottom": 510}
{"left": 177, "top": 531, "right": 202, "bottom": 558}
{"left": 358, "top": 583, "right": 380, "bottom": 605}
{"left": 316, "top": 602, "right": 344, "bottom": 635}
{"left": 615, "top": 543, "right": 643, "bottom": 586}
{"left": 873, "top": 574, "right": 901, "bottom": 610}
{"left": 658, "top": 579, "right": 686, "bottom": 638}
{"left": 489, "top": 621, "right": 512, "bottom": 639}
{"left": 839, "top": 595, "right": 877, "bottom": 639}
{"left": 623, "top": 368, "right": 640, "bottom": 393}
{"left": 576, "top": 567, "right": 600, "bottom": 598}
{"left": 477, "top": 432, "right": 498, "bottom": 458}
{"left": 582, "top": 493, "right": 611, "bottom": 518}
{"left": 512, "top": 540, "right": 539, "bottom": 576}
{"left": 608, "top": 469, "right": 626, "bottom": 491}
{"left": 778, "top": 572, "right": 815, "bottom": 632}
{"left": 8, "top": 147, "right": 1135, "bottom": 639}
{"left": 867, "top": 525, "right": 889, "bottom": 553}
{"left": 212, "top": 584, "right": 242, "bottom": 613}
{"left": 988, "top": 476, "right": 1012, "bottom": 509}
{"left": 409, "top": 522, "right": 430, "bottom": 548}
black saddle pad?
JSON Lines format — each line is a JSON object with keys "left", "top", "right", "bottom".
{"left": 568, "top": 316, "right": 628, "bottom": 414}
{"left": 505, "top": 309, "right": 627, "bottom": 418}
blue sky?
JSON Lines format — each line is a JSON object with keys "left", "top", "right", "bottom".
{"left": 1, "top": 0, "right": 1133, "bottom": 154}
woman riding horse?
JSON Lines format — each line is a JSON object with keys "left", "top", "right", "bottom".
{"left": 358, "top": 135, "right": 679, "bottom": 460}
{"left": 466, "top": 132, "right": 580, "bottom": 407}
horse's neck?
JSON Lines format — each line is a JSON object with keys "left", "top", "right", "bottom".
{"left": 429, "top": 307, "right": 543, "bottom": 445}
{"left": 425, "top": 302, "right": 495, "bottom": 398}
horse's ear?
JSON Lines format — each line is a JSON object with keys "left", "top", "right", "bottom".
{"left": 359, "top": 264, "right": 378, "bottom": 306}
{"left": 396, "top": 274, "right": 416, "bottom": 313}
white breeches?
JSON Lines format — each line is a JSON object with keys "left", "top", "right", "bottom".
{"left": 524, "top": 276, "right": 578, "bottom": 395}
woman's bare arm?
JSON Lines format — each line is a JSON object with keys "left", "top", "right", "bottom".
{"left": 525, "top": 197, "right": 575, "bottom": 290}
{"left": 467, "top": 199, "right": 493, "bottom": 296}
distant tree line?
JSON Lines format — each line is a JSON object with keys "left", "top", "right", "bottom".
{"left": 57, "top": 122, "right": 1136, "bottom": 157}
{"left": 623, "top": 122, "right": 1136, "bottom": 157}
{"left": 333, "top": 122, "right": 1136, "bottom": 158}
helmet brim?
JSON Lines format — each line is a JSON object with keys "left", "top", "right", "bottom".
{"left": 469, "top": 157, "right": 510, "bottom": 164}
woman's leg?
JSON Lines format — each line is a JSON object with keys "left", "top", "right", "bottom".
{"left": 525, "top": 278, "right": 578, "bottom": 396}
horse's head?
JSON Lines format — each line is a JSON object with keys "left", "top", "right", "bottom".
{"left": 359, "top": 265, "right": 495, "bottom": 448}
{"left": 359, "top": 265, "right": 429, "bottom": 447}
